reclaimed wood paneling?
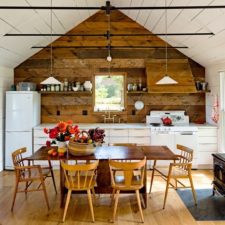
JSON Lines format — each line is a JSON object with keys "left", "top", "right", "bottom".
{"left": 14, "top": 10, "right": 206, "bottom": 123}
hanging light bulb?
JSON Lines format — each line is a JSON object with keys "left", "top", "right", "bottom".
{"left": 106, "top": 42, "right": 112, "bottom": 62}
{"left": 156, "top": 0, "right": 178, "bottom": 85}
{"left": 107, "top": 54, "right": 112, "bottom": 62}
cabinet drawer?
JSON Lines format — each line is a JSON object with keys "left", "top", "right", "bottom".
{"left": 33, "top": 129, "right": 48, "bottom": 138}
{"left": 109, "top": 137, "right": 129, "bottom": 144}
{"left": 110, "top": 129, "right": 128, "bottom": 137}
{"left": 129, "top": 128, "right": 150, "bottom": 137}
{"left": 34, "top": 137, "right": 48, "bottom": 145}
{"left": 198, "top": 152, "right": 215, "bottom": 165}
{"left": 128, "top": 137, "right": 150, "bottom": 145}
{"left": 198, "top": 136, "right": 217, "bottom": 144}
{"left": 198, "top": 143, "right": 218, "bottom": 152}
{"left": 198, "top": 128, "right": 217, "bottom": 137}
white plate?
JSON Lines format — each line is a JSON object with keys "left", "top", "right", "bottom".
{"left": 134, "top": 101, "right": 144, "bottom": 110}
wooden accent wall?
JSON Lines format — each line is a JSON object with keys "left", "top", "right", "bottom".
{"left": 14, "top": 10, "right": 206, "bottom": 124}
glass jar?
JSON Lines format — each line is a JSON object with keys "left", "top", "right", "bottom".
{"left": 47, "top": 85, "right": 51, "bottom": 91}
{"left": 133, "top": 83, "right": 138, "bottom": 91}
{"left": 55, "top": 84, "right": 60, "bottom": 91}
{"left": 50, "top": 84, "right": 55, "bottom": 91}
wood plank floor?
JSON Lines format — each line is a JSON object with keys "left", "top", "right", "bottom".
{"left": 0, "top": 169, "right": 224, "bottom": 225}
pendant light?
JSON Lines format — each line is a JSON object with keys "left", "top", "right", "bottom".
{"left": 156, "top": 0, "right": 178, "bottom": 85}
{"left": 102, "top": 1, "right": 116, "bottom": 86}
{"left": 41, "top": 0, "right": 61, "bottom": 86}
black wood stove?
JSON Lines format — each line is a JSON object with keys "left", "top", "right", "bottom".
{"left": 212, "top": 153, "right": 225, "bottom": 196}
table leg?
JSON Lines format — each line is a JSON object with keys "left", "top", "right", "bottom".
{"left": 60, "top": 160, "right": 66, "bottom": 208}
{"left": 95, "top": 159, "right": 112, "bottom": 193}
{"left": 149, "top": 160, "right": 157, "bottom": 194}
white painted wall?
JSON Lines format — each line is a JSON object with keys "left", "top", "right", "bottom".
{"left": 206, "top": 63, "right": 225, "bottom": 153}
{"left": 0, "top": 66, "right": 13, "bottom": 171}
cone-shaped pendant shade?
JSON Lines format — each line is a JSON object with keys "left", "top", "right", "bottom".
{"left": 40, "top": 76, "right": 61, "bottom": 85}
{"left": 156, "top": 74, "right": 178, "bottom": 85}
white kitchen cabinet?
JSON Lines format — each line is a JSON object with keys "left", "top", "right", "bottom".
{"left": 197, "top": 127, "right": 218, "bottom": 169}
{"left": 110, "top": 128, "right": 129, "bottom": 137}
{"left": 128, "top": 128, "right": 150, "bottom": 145}
{"left": 109, "top": 128, "right": 129, "bottom": 144}
{"left": 129, "top": 128, "right": 150, "bottom": 137}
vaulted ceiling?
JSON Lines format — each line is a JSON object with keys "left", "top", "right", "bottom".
{"left": 0, "top": 0, "right": 225, "bottom": 68}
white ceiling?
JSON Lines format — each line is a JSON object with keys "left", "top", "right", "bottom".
{"left": 0, "top": 0, "right": 225, "bottom": 68}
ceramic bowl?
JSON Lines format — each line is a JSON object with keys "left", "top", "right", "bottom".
{"left": 72, "top": 87, "right": 79, "bottom": 92}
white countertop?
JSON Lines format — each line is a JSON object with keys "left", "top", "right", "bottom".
{"left": 34, "top": 123, "right": 217, "bottom": 129}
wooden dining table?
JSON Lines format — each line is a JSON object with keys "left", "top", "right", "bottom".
{"left": 28, "top": 145, "right": 177, "bottom": 208}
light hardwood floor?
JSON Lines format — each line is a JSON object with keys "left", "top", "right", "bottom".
{"left": 0, "top": 169, "right": 224, "bottom": 225}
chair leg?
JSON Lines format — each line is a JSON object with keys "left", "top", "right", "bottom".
{"left": 91, "top": 187, "right": 96, "bottom": 200}
{"left": 149, "top": 160, "right": 157, "bottom": 194}
{"left": 112, "top": 189, "right": 120, "bottom": 222}
{"left": 174, "top": 178, "right": 178, "bottom": 190}
{"left": 41, "top": 179, "right": 50, "bottom": 210}
{"left": 163, "top": 175, "right": 171, "bottom": 209}
{"left": 11, "top": 179, "right": 19, "bottom": 212}
{"left": 62, "top": 190, "right": 72, "bottom": 222}
{"left": 136, "top": 190, "right": 144, "bottom": 223}
{"left": 188, "top": 170, "right": 197, "bottom": 206}
{"left": 87, "top": 189, "right": 95, "bottom": 222}
{"left": 111, "top": 188, "right": 116, "bottom": 207}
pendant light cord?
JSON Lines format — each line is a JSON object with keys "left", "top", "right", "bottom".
{"left": 165, "top": 0, "right": 168, "bottom": 76}
{"left": 50, "top": 0, "right": 53, "bottom": 75}
{"left": 108, "top": 7, "right": 111, "bottom": 77}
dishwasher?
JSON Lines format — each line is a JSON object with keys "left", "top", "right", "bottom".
{"left": 174, "top": 131, "right": 198, "bottom": 169}
{"left": 150, "top": 129, "right": 176, "bottom": 166}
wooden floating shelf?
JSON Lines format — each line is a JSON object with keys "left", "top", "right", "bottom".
{"left": 127, "top": 91, "right": 148, "bottom": 94}
{"left": 148, "top": 90, "right": 210, "bottom": 94}
{"left": 39, "top": 91, "right": 92, "bottom": 95}
{"left": 127, "top": 90, "right": 210, "bottom": 94}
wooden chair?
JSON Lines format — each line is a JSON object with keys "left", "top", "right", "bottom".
{"left": 109, "top": 157, "right": 146, "bottom": 223}
{"left": 61, "top": 160, "right": 99, "bottom": 222}
{"left": 11, "top": 147, "right": 55, "bottom": 211}
{"left": 149, "top": 144, "right": 197, "bottom": 209}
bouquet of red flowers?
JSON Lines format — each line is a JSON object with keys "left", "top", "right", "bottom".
{"left": 44, "top": 121, "right": 79, "bottom": 146}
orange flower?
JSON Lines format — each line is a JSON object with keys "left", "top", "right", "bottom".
{"left": 66, "top": 120, "right": 73, "bottom": 125}
{"left": 57, "top": 121, "right": 67, "bottom": 132}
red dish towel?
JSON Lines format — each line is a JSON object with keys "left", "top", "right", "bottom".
{"left": 211, "top": 94, "right": 219, "bottom": 123}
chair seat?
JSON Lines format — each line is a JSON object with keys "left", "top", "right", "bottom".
{"left": 113, "top": 175, "right": 143, "bottom": 190}
{"left": 65, "top": 176, "right": 96, "bottom": 190}
{"left": 155, "top": 166, "right": 188, "bottom": 178}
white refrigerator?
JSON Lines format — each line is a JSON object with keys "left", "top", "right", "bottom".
{"left": 5, "top": 91, "right": 40, "bottom": 169}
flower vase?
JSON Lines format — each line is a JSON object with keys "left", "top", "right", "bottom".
{"left": 57, "top": 141, "right": 67, "bottom": 151}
